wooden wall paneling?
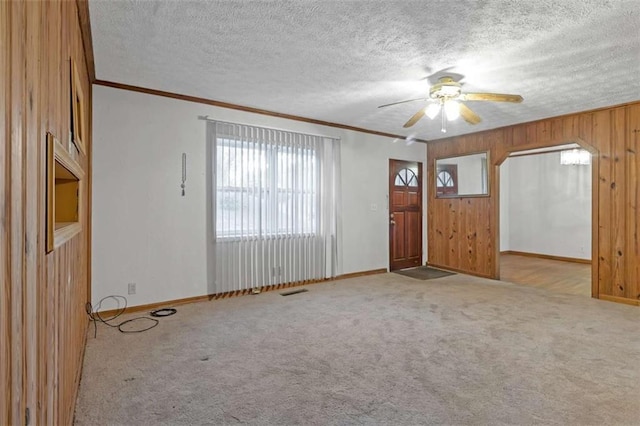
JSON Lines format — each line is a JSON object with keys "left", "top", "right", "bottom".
{"left": 46, "top": 1, "right": 61, "bottom": 421}
{"left": 0, "top": 1, "right": 10, "bottom": 423}
{"left": 562, "top": 115, "right": 581, "bottom": 142}
{"left": 426, "top": 101, "right": 640, "bottom": 306}
{"left": 510, "top": 124, "right": 527, "bottom": 150}
{"left": 590, "top": 144, "right": 600, "bottom": 298}
{"left": 24, "top": 0, "right": 42, "bottom": 422}
{"left": 535, "top": 119, "right": 551, "bottom": 144}
{"left": 487, "top": 130, "right": 501, "bottom": 279}
{"left": 611, "top": 108, "right": 627, "bottom": 298}
{"left": 627, "top": 104, "right": 640, "bottom": 301}
{"left": 485, "top": 179, "right": 496, "bottom": 278}
{"left": 594, "top": 110, "right": 612, "bottom": 296}
{"left": 579, "top": 113, "right": 594, "bottom": 147}
{"left": 426, "top": 156, "right": 435, "bottom": 264}
{"left": 76, "top": 0, "right": 96, "bottom": 82}
{"left": 447, "top": 200, "right": 457, "bottom": 267}
{"left": 39, "top": 104, "right": 51, "bottom": 426}
{"left": 2, "top": 0, "right": 91, "bottom": 424}
{"left": 10, "top": 1, "right": 26, "bottom": 424}
{"left": 52, "top": 252, "right": 60, "bottom": 426}
{"left": 427, "top": 132, "right": 495, "bottom": 278}
{"left": 578, "top": 112, "right": 599, "bottom": 298}
{"left": 524, "top": 122, "right": 537, "bottom": 145}
{"left": 550, "top": 117, "right": 564, "bottom": 142}
{"left": 461, "top": 198, "right": 473, "bottom": 272}
{"left": 43, "top": 1, "right": 55, "bottom": 423}
{"left": 460, "top": 200, "right": 471, "bottom": 270}
{"left": 59, "top": 245, "right": 68, "bottom": 426}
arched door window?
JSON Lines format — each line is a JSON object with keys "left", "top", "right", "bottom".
{"left": 436, "top": 165, "right": 458, "bottom": 195}
{"left": 394, "top": 168, "right": 419, "bottom": 187}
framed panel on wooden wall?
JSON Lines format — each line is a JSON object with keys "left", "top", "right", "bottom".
{"left": 46, "top": 132, "right": 55, "bottom": 253}
{"left": 70, "top": 58, "right": 87, "bottom": 156}
{"left": 434, "top": 151, "right": 489, "bottom": 198}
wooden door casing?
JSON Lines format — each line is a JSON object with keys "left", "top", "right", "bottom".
{"left": 389, "top": 160, "right": 423, "bottom": 270}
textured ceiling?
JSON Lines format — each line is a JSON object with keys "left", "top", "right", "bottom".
{"left": 89, "top": 0, "right": 640, "bottom": 141}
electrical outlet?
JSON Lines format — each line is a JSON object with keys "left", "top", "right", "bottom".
{"left": 128, "top": 283, "right": 136, "bottom": 295}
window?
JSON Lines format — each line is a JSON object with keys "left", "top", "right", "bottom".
{"left": 216, "top": 139, "right": 317, "bottom": 238}
{"left": 394, "top": 168, "right": 419, "bottom": 187}
{"left": 210, "top": 120, "right": 341, "bottom": 292}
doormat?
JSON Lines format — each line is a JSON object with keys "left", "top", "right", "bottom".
{"left": 393, "top": 266, "right": 455, "bottom": 280}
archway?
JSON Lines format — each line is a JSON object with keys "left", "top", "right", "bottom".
{"left": 496, "top": 138, "right": 599, "bottom": 298}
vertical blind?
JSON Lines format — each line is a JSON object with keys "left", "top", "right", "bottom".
{"left": 209, "top": 121, "right": 341, "bottom": 293}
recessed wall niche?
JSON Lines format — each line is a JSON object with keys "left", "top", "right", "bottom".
{"left": 46, "top": 132, "right": 84, "bottom": 253}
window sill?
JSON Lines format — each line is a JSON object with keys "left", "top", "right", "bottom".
{"left": 54, "top": 222, "right": 81, "bottom": 249}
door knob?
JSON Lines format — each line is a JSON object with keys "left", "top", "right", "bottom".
{"left": 390, "top": 220, "right": 396, "bottom": 225}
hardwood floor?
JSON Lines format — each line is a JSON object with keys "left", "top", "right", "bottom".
{"left": 499, "top": 254, "right": 591, "bottom": 297}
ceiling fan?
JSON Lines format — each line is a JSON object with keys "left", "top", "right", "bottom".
{"left": 379, "top": 76, "right": 523, "bottom": 133}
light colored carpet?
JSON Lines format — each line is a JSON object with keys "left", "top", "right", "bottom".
{"left": 75, "top": 273, "right": 640, "bottom": 425}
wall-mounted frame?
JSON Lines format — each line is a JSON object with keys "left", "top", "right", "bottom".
{"left": 45, "top": 132, "right": 85, "bottom": 253}
{"left": 70, "top": 58, "right": 87, "bottom": 156}
{"left": 435, "top": 151, "right": 489, "bottom": 198}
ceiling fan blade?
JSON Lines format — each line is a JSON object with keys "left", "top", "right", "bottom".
{"left": 403, "top": 108, "right": 426, "bottom": 128}
{"left": 460, "top": 93, "right": 523, "bottom": 103}
{"left": 378, "top": 98, "right": 426, "bottom": 108}
{"left": 459, "top": 103, "right": 482, "bottom": 125}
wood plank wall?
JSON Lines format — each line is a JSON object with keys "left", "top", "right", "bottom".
{"left": 1, "top": 1, "right": 92, "bottom": 424}
{"left": 427, "top": 102, "right": 640, "bottom": 306}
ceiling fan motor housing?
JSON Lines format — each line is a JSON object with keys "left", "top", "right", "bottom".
{"left": 430, "top": 77, "right": 462, "bottom": 100}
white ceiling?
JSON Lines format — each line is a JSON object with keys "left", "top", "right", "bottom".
{"left": 89, "top": 0, "right": 640, "bottom": 141}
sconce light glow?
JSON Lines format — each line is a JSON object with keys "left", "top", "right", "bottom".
{"left": 560, "top": 149, "right": 591, "bottom": 165}
{"left": 425, "top": 103, "right": 441, "bottom": 119}
{"left": 444, "top": 100, "right": 460, "bottom": 121}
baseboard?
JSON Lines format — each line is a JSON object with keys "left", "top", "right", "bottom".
{"left": 96, "top": 293, "right": 213, "bottom": 317}
{"left": 500, "top": 250, "right": 591, "bottom": 264}
{"left": 338, "top": 268, "right": 387, "bottom": 279}
{"left": 598, "top": 294, "right": 640, "bottom": 307}
{"left": 97, "top": 268, "right": 388, "bottom": 316}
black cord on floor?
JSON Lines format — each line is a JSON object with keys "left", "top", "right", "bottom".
{"left": 150, "top": 308, "right": 177, "bottom": 317}
{"left": 86, "top": 295, "right": 159, "bottom": 338}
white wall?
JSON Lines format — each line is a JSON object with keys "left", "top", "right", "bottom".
{"left": 92, "top": 85, "right": 427, "bottom": 307}
{"left": 500, "top": 152, "right": 591, "bottom": 259}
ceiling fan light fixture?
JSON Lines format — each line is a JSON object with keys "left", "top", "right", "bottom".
{"left": 444, "top": 100, "right": 460, "bottom": 121}
{"left": 380, "top": 75, "right": 522, "bottom": 132}
{"left": 425, "top": 103, "right": 441, "bottom": 119}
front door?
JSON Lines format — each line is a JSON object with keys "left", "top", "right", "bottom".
{"left": 389, "top": 160, "right": 422, "bottom": 271}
